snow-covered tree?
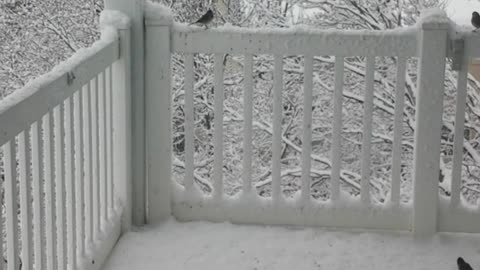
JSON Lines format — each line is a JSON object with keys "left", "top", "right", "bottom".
{"left": 0, "top": 0, "right": 103, "bottom": 98}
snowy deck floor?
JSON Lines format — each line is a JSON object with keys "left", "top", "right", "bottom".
{"left": 103, "top": 219, "right": 480, "bottom": 270}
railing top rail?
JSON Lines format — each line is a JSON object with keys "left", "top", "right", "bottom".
{"left": 170, "top": 24, "right": 418, "bottom": 57}
{"left": 450, "top": 34, "right": 480, "bottom": 59}
{"left": 0, "top": 31, "right": 119, "bottom": 146}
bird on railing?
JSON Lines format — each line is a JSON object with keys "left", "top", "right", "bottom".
{"left": 189, "top": 9, "right": 214, "bottom": 28}
{"left": 458, "top": 257, "right": 474, "bottom": 270}
{"left": 472, "top": 12, "right": 480, "bottom": 31}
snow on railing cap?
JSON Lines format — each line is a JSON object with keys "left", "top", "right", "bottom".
{"left": 100, "top": 10, "right": 131, "bottom": 30}
{"left": 144, "top": 1, "right": 173, "bottom": 26}
{"left": 418, "top": 8, "right": 451, "bottom": 30}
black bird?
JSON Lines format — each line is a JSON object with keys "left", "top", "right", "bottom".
{"left": 189, "top": 9, "right": 214, "bottom": 28}
{"left": 458, "top": 257, "right": 474, "bottom": 270}
{"left": 472, "top": 12, "right": 480, "bottom": 31}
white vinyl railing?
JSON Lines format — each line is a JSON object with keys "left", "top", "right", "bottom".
{"left": 164, "top": 26, "right": 417, "bottom": 231}
{"left": 1, "top": 3, "right": 480, "bottom": 269}
{"left": 0, "top": 11, "right": 131, "bottom": 270}
{"left": 143, "top": 7, "right": 480, "bottom": 236}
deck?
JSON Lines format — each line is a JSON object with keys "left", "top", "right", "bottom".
{"left": 103, "top": 219, "right": 480, "bottom": 270}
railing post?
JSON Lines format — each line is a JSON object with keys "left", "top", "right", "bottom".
{"left": 412, "top": 12, "right": 449, "bottom": 236}
{"left": 101, "top": 12, "right": 133, "bottom": 233}
{"left": 105, "top": 0, "right": 146, "bottom": 226}
{"left": 144, "top": 4, "right": 173, "bottom": 223}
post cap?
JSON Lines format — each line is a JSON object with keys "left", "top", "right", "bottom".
{"left": 100, "top": 10, "right": 132, "bottom": 30}
{"left": 145, "top": 1, "right": 173, "bottom": 26}
{"left": 419, "top": 8, "right": 451, "bottom": 30}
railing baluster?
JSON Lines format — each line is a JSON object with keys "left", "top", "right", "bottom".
{"left": 0, "top": 149, "right": 4, "bottom": 270}
{"left": 391, "top": 57, "right": 407, "bottom": 206}
{"left": 272, "top": 55, "right": 283, "bottom": 202}
{"left": 4, "top": 140, "right": 20, "bottom": 270}
{"left": 75, "top": 86, "right": 86, "bottom": 258}
{"left": 331, "top": 56, "right": 344, "bottom": 201}
{"left": 85, "top": 81, "right": 94, "bottom": 248}
{"left": 45, "top": 112, "right": 57, "bottom": 270}
{"left": 92, "top": 76, "right": 101, "bottom": 238}
{"left": 32, "top": 120, "right": 45, "bottom": 269}
{"left": 214, "top": 53, "right": 224, "bottom": 200}
{"left": 184, "top": 54, "right": 195, "bottom": 192}
{"left": 55, "top": 104, "right": 66, "bottom": 269}
{"left": 360, "top": 56, "right": 375, "bottom": 204}
{"left": 66, "top": 96, "right": 77, "bottom": 269}
{"left": 242, "top": 54, "right": 254, "bottom": 195}
{"left": 107, "top": 66, "right": 114, "bottom": 214}
{"left": 100, "top": 71, "right": 108, "bottom": 224}
{"left": 19, "top": 128, "right": 33, "bottom": 270}
{"left": 451, "top": 55, "right": 469, "bottom": 208}
{"left": 301, "top": 55, "right": 314, "bottom": 204}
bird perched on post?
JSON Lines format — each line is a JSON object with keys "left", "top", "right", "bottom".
{"left": 189, "top": 9, "right": 214, "bottom": 28}
{"left": 472, "top": 12, "right": 480, "bottom": 31}
{"left": 457, "top": 257, "right": 473, "bottom": 270}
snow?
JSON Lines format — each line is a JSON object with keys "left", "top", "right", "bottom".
{"left": 103, "top": 219, "right": 480, "bottom": 270}
{"left": 173, "top": 21, "right": 418, "bottom": 36}
{"left": 144, "top": 1, "right": 173, "bottom": 22}
{"left": 418, "top": 8, "right": 453, "bottom": 29}
{"left": 100, "top": 10, "right": 131, "bottom": 30}
{"left": 80, "top": 207, "right": 123, "bottom": 270}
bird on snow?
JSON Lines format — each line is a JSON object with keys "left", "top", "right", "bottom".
{"left": 189, "top": 9, "right": 214, "bottom": 28}
{"left": 458, "top": 257, "right": 474, "bottom": 270}
{"left": 472, "top": 12, "right": 480, "bottom": 31}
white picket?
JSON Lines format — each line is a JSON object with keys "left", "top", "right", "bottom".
{"left": 19, "top": 129, "right": 33, "bottom": 270}
{"left": 330, "top": 57, "right": 344, "bottom": 201}
{"left": 360, "top": 56, "right": 375, "bottom": 204}
{"left": 450, "top": 56, "right": 469, "bottom": 207}
{"left": 184, "top": 54, "right": 195, "bottom": 193}
{"left": 213, "top": 54, "right": 225, "bottom": 201}
{"left": 391, "top": 58, "right": 407, "bottom": 206}
{"left": 242, "top": 54, "right": 254, "bottom": 195}
{"left": 301, "top": 56, "right": 314, "bottom": 204}
{"left": 4, "top": 141, "right": 20, "bottom": 270}
{"left": 272, "top": 55, "right": 283, "bottom": 203}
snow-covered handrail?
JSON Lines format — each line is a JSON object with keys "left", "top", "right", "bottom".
{"left": 0, "top": 37, "right": 119, "bottom": 146}
{"left": 171, "top": 24, "right": 418, "bottom": 57}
